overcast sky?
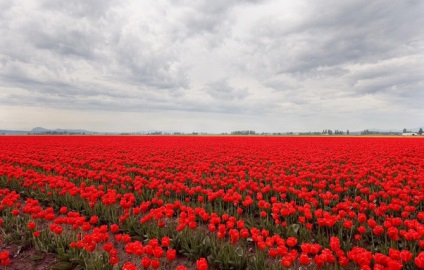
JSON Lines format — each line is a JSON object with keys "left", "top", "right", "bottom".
{"left": 1, "top": 0, "right": 423, "bottom": 133}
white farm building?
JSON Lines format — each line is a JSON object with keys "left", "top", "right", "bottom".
{"left": 402, "top": 132, "right": 418, "bottom": 136}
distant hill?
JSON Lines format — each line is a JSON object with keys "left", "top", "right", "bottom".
{"left": 0, "top": 127, "right": 100, "bottom": 135}
{"left": 0, "top": 129, "right": 29, "bottom": 135}
{"left": 31, "top": 127, "right": 50, "bottom": 133}
{"left": 30, "top": 127, "right": 98, "bottom": 134}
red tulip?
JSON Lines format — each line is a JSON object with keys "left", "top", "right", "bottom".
{"left": 27, "top": 221, "right": 36, "bottom": 230}
{"left": 141, "top": 257, "right": 151, "bottom": 269}
{"left": 299, "top": 253, "right": 311, "bottom": 265}
{"left": 196, "top": 258, "right": 208, "bottom": 270}
{"left": 110, "top": 224, "right": 119, "bottom": 234}
{"left": 372, "top": 225, "right": 384, "bottom": 236}
{"left": 415, "top": 252, "right": 424, "bottom": 269}
{"left": 151, "top": 259, "right": 160, "bottom": 269}
{"left": 400, "top": 250, "right": 412, "bottom": 262}
{"left": 166, "top": 249, "right": 176, "bottom": 261}
{"left": 286, "top": 237, "right": 297, "bottom": 247}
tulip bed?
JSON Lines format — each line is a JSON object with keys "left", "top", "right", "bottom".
{"left": 0, "top": 136, "right": 423, "bottom": 270}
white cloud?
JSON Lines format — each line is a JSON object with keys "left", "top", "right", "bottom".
{"left": 0, "top": 0, "right": 423, "bottom": 132}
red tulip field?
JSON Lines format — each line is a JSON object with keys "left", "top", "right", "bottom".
{"left": 0, "top": 136, "right": 423, "bottom": 269}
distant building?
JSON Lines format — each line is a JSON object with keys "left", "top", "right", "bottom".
{"left": 402, "top": 132, "right": 418, "bottom": 136}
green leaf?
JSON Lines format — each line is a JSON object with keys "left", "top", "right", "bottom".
{"left": 69, "top": 258, "right": 84, "bottom": 264}
{"left": 51, "top": 261, "right": 73, "bottom": 270}
{"left": 289, "top": 223, "right": 300, "bottom": 234}
{"left": 235, "top": 247, "right": 244, "bottom": 257}
{"left": 56, "top": 252, "right": 71, "bottom": 261}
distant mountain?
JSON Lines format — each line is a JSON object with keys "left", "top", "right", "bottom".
{"left": 0, "top": 127, "right": 102, "bottom": 134}
{"left": 30, "top": 127, "right": 98, "bottom": 134}
{"left": 31, "top": 127, "right": 50, "bottom": 133}
{"left": 0, "top": 129, "right": 29, "bottom": 135}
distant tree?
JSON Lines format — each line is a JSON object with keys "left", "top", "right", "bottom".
{"left": 403, "top": 128, "right": 407, "bottom": 133}
{"left": 328, "top": 129, "right": 333, "bottom": 135}
{"left": 346, "top": 130, "right": 350, "bottom": 135}
{"left": 231, "top": 130, "right": 256, "bottom": 135}
{"left": 419, "top": 128, "right": 423, "bottom": 135}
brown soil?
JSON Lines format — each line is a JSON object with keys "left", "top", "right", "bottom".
{"left": 1, "top": 244, "right": 58, "bottom": 270}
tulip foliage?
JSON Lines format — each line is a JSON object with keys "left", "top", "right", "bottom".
{"left": 0, "top": 136, "right": 423, "bottom": 269}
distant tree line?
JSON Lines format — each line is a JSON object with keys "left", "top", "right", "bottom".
{"left": 231, "top": 130, "right": 256, "bottom": 135}
{"left": 403, "top": 128, "right": 423, "bottom": 135}
{"left": 361, "top": 130, "right": 401, "bottom": 135}
{"left": 321, "top": 129, "right": 349, "bottom": 135}
{"left": 18, "top": 128, "right": 422, "bottom": 136}
{"left": 299, "top": 131, "right": 323, "bottom": 135}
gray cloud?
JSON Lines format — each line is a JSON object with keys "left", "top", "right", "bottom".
{"left": 240, "top": 0, "right": 423, "bottom": 76}
{"left": 41, "top": 0, "right": 119, "bottom": 19}
{"left": 0, "top": 0, "right": 423, "bottom": 132}
{"left": 205, "top": 78, "right": 248, "bottom": 100}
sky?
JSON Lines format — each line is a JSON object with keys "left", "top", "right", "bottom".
{"left": 0, "top": 0, "right": 423, "bottom": 133}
